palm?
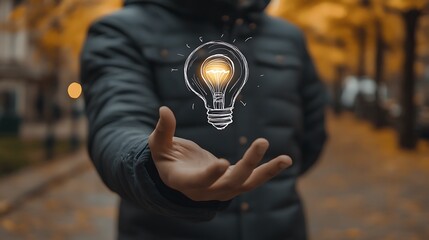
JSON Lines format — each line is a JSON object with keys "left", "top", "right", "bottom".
{"left": 149, "top": 107, "right": 292, "bottom": 201}
{"left": 155, "top": 137, "right": 224, "bottom": 185}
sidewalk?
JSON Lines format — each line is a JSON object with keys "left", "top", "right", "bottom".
{"left": 0, "top": 113, "right": 428, "bottom": 240}
{"left": 300, "top": 113, "right": 429, "bottom": 240}
{"left": 0, "top": 149, "right": 89, "bottom": 216}
{"left": 0, "top": 150, "right": 118, "bottom": 240}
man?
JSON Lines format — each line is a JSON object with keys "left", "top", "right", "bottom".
{"left": 81, "top": 0, "right": 327, "bottom": 239}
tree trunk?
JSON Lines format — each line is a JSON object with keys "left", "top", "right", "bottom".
{"left": 398, "top": 9, "right": 420, "bottom": 149}
{"left": 333, "top": 65, "right": 345, "bottom": 115}
{"left": 373, "top": 20, "right": 385, "bottom": 128}
{"left": 356, "top": 27, "right": 367, "bottom": 78}
{"left": 355, "top": 27, "right": 367, "bottom": 119}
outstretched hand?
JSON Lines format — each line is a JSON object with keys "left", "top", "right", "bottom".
{"left": 148, "top": 107, "right": 292, "bottom": 201}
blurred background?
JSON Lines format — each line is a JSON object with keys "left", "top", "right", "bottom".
{"left": 0, "top": 0, "right": 428, "bottom": 239}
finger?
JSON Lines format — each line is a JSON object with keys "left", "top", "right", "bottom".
{"left": 150, "top": 106, "right": 176, "bottom": 148}
{"left": 241, "top": 155, "right": 292, "bottom": 191}
{"left": 226, "top": 138, "right": 269, "bottom": 184}
{"left": 174, "top": 159, "right": 230, "bottom": 189}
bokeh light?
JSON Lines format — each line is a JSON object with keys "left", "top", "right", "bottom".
{"left": 67, "top": 82, "right": 82, "bottom": 99}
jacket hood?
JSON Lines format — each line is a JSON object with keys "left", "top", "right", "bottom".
{"left": 124, "top": 0, "right": 271, "bottom": 19}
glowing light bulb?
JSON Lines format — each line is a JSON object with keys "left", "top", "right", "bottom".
{"left": 184, "top": 41, "right": 249, "bottom": 130}
{"left": 201, "top": 54, "right": 234, "bottom": 109}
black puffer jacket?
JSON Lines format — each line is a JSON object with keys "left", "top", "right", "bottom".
{"left": 81, "top": 0, "right": 327, "bottom": 239}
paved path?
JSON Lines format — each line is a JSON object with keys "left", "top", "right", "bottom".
{"left": 1, "top": 113, "right": 428, "bottom": 240}
{"left": 0, "top": 168, "right": 118, "bottom": 240}
{"left": 300, "top": 114, "right": 429, "bottom": 240}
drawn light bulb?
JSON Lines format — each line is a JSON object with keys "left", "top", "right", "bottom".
{"left": 184, "top": 41, "right": 249, "bottom": 130}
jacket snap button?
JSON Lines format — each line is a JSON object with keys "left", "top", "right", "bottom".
{"left": 160, "top": 49, "right": 169, "bottom": 58}
{"left": 239, "top": 136, "right": 247, "bottom": 145}
{"left": 240, "top": 202, "right": 250, "bottom": 212}
{"left": 221, "top": 15, "right": 230, "bottom": 22}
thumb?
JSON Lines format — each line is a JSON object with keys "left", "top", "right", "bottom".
{"left": 150, "top": 106, "right": 176, "bottom": 148}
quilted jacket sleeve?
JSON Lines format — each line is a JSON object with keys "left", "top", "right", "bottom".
{"left": 80, "top": 16, "right": 228, "bottom": 221}
{"left": 299, "top": 33, "right": 328, "bottom": 175}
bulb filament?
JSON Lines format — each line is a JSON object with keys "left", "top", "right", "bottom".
{"left": 201, "top": 54, "right": 235, "bottom": 109}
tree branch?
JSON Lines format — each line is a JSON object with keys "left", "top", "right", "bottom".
{"left": 384, "top": 5, "right": 404, "bottom": 15}
{"left": 422, "top": 2, "right": 429, "bottom": 15}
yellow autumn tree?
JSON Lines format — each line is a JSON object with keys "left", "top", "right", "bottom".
{"left": 269, "top": 0, "right": 428, "bottom": 82}
{"left": 8, "top": 0, "right": 122, "bottom": 78}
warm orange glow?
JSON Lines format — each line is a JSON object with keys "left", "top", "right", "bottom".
{"left": 201, "top": 55, "right": 234, "bottom": 89}
{"left": 68, "top": 82, "right": 82, "bottom": 99}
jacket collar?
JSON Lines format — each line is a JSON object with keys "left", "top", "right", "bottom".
{"left": 123, "top": 0, "right": 270, "bottom": 20}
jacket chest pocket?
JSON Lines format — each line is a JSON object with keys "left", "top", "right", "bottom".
{"left": 253, "top": 52, "right": 302, "bottom": 100}
{"left": 142, "top": 47, "right": 192, "bottom": 100}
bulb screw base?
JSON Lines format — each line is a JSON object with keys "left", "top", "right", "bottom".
{"left": 207, "top": 108, "right": 233, "bottom": 130}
